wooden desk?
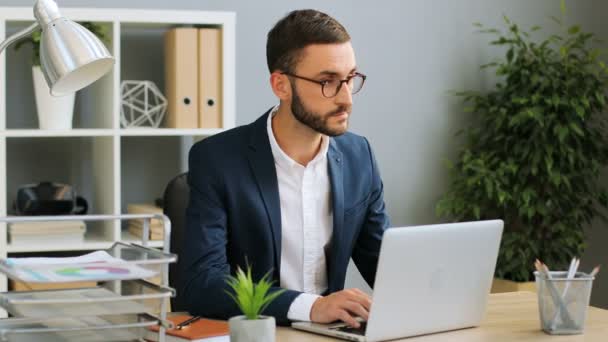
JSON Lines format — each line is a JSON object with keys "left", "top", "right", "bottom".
{"left": 277, "top": 292, "right": 608, "bottom": 341}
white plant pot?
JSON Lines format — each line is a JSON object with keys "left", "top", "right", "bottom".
{"left": 32, "top": 66, "right": 75, "bottom": 130}
{"left": 229, "top": 315, "right": 276, "bottom": 342}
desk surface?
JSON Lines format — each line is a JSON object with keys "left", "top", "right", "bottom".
{"left": 277, "top": 292, "right": 608, "bottom": 341}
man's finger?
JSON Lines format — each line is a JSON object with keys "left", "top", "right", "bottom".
{"left": 342, "top": 300, "right": 369, "bottom": 321}
{"left": 337, "top": 309, "right": 360, "bottom": 328}
{"left": 343, "top": 290, "right": 372, "bottom": 310}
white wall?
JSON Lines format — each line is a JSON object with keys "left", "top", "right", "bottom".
{"left": 1, "top": 0, "right": 606, "bottom": 308}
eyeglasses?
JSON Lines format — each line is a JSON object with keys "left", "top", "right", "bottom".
{"left": 282, "top": 72, "right": 366, "bottom": 98}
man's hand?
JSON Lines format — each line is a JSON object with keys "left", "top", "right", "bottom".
{"left": 310, "top": 288, "right": 372, "bottom": 328}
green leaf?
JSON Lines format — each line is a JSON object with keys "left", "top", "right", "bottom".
{"left": 225, "top": 265, "right": 283, "bottom": 320}
{"left": 556, "top": 125, "right": 568, "bottom": 143}
{"left": 568, "top": 25, "right": 580, "bottom": 35}
{"left": 550, "top": 16, "right": 562, "bottom": 26}
{"left": 498, "top": 191, "right": 507, "bottom": 204}
{"left": 527, "top": 207, "right": 535, "bottom": 219}
{"left": 473, "top": 206, "right": 481, "bottom": 220}
{"left": 575, "top": 105, "right": 585, "bottom": 118}
{"left": 595, "top": 92, "right": 606, "bottom": 107}
{"left": 569, "top": 123, "right": 584, "bottom": 136}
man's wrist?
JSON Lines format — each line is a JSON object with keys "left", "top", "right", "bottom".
{"left": 287, "top": 293, "right": 322, "bottom": 322}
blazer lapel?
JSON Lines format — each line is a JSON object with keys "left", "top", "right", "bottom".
{"left": 327, "top": 139, "right": 344, "bottom": 292}
{"left": 247, "top": 111, "right": 282, "bottom": 275}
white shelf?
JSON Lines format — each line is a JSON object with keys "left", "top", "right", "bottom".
{"left": 2, "top": 128, "right": 226, "bottom": 138}
{"left": 3, "top": 129, "right": 115, "bottom": 138}
{"left": 119, "top": 128, "right": 224, "bottom": 137}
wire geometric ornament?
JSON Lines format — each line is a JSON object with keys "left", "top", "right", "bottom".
{"left": 120, "top": 80, "right": 167, "bottom": 128}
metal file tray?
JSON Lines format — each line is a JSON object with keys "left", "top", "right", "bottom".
{"left": 0, "top": 242, "right": 177, "bottom": 283}
{"left": 0, "top": 313, "right": 165, "bottom": 342}
{"left": 0, "top": 279, "right": 175, "bottom": 318}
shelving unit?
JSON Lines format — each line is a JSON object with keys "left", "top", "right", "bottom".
{"left": 0, "top": 6, "right": 236, "bottom": 303}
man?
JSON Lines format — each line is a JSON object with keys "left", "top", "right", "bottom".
{"left": 180, "top": 9, "right": 390, "bottom": 327}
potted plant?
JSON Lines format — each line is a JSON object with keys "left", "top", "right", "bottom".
{"left": 226, "top": 265, "right": 285, "bottom": 342}
{"left": 14, "top": 22, "right": 108, "bottom": 130}
{"left": 437, "top": 5, "right": 608, "bottom": 292}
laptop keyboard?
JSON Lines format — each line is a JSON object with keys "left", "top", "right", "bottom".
{"left": 333, "top": 321, "right": 367, "bottom": 336}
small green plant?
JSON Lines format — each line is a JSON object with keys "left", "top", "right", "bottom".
{"left": 14, "top": 22, "right": 108, "bottom": 66}
{"left": 225, "top": 265, "right": 285, "bottom": 320}
{"left": 437, "top": 2, "right": 608, "bottom": 282}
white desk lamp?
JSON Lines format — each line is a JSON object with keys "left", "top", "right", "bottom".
{"left": 0, "top": 0, "right": 114, "bottom": 96}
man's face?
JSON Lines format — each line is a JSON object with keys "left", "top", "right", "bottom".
{"left": 289, "top": 42, "right": 356, "bottom": 137}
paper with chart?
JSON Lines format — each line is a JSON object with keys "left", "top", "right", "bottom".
{"left": 1, "top": 251, "right": 158, "bottom": 283}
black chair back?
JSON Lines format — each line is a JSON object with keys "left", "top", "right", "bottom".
{"left": 162, "top": 172, "right": 189, "bottom": 310}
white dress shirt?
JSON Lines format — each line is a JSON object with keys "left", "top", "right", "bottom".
{"left": 266, "top": 108, "right": 334, "bottom": 321}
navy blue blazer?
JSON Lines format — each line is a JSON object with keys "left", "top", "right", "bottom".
{"left": 180, "top": 110, "right": 390, "bottom": 325}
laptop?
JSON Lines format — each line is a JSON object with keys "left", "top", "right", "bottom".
{"left": 292, "top": 220, "right": 504, "bottom": 342}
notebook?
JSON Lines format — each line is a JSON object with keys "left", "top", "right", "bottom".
{"left": 145, "top": 315, "right": 229, "bottom": 342}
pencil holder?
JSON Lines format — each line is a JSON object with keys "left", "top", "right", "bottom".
{"left": 534, "top": 271, "right": 594, "bottom": 335}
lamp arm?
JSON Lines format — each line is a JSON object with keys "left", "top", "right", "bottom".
{"left": 0, "top": 22, "right": 40, "bottom": 54}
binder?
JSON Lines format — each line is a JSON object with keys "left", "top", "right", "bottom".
{"left": 198, "top": 28, "right": 223, "bottom": 129}
{"left": 164, "top": 27, "right": 199, "bottom": 128}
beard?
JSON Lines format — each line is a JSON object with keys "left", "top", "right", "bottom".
{"left": 290, "top": 84, "right": 351, "bottom": 137}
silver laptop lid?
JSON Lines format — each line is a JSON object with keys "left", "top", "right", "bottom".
{"left": 365, "top": 220, "right": 503, "bottom": 342}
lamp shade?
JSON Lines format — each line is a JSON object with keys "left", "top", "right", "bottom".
{"left": 40, "top": 19, "right": 114, "bottom": 96}
{"left": 31, "top": 0, "right": 114, "bottom": 96}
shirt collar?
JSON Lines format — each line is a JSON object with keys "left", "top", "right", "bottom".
{"left": 266, "top": 105, "right": 329, "bottom": 170}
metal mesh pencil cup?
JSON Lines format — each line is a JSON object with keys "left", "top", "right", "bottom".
{"left": 534, "top": 271, "right": 594, "bottom": 335}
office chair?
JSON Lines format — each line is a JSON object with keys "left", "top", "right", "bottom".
{"left": 162, "top": 172, "right": 189, "bottom": 311}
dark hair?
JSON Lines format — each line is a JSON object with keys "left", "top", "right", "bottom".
{"left": 266, "top": 9, "right": 351, "bottom": 73}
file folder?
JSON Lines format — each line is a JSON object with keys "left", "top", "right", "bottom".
{"left": 198, "top": 27, "right": 223, "bottom": 129}
{"left": 164, "top": 27, "right": 199, "bottom": 128}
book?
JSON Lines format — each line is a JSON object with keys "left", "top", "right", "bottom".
{"left": 9, "top": 221, "right": 86, "bottom": 245}
{"left": 128, "top": 225, "right": 164, "bottom": 241}
{"left": 127, "top": 203, "right": 163, "bottom": 215}
{"left": 126, "top": 203, "right": 165, "bottom": 240}
{"left": 9, "top": 232, "right": 85, "bottom": 245}
{"left": 127, "top": 204, "right": 163, "bottom": 223}
{"left": 145, "top": 315, "right": 229, "bottom": 342}
{"left": 128, "top": 219, "right": 164, "bottom": 231}
{"left": 8, "top": 220, "right": 86, "bottom": 233}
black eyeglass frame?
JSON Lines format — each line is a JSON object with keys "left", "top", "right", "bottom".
{"left": 281, "top": 71, "right": 367, "bottom": 98}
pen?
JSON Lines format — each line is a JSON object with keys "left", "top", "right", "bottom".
{"left": 176, "top": 316, "right": 202, "bottom": 330}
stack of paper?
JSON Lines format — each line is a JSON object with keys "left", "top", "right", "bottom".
{"left": 3, "top": 251, "right": 158, "bottom": 283}
{"left": 127, "top": 204, "right": 164, "bottom": 240}
{"left": 8, "top": 220, "right": 86, "bottom": 245}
